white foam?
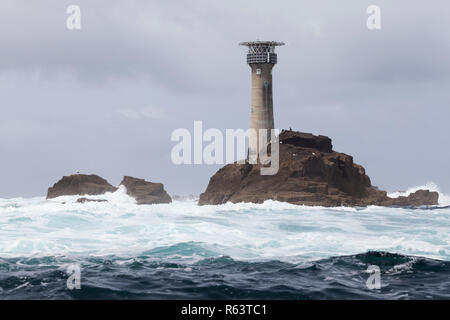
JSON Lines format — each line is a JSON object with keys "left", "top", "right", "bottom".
{"left": 0, "top": 185, "right": 449, "bottom": 263}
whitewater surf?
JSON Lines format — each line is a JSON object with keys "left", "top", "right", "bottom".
{"left": 0, "top": 184, "right": 449, "bottom": 299}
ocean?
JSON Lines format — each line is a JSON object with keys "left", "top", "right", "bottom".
{"left": 0, "top": 183, "right": 449, "bottom": 300}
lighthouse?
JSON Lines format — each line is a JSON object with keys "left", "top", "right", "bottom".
{"left": 239, "top": 41, "right": 284, "bottom": 160}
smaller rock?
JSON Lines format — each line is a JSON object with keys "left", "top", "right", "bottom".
{"left": 388, "top": 190, "right": 439, "bottom": 207}
{"left": 47, "top": 174, "right": 117, "bottom": 199}
{"left": 120, "top": 176, "right": 172, "bottom": 204}
{"left": 76, "top": 198, "right": 108, "bottom": 203}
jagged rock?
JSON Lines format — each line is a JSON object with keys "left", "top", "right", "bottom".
{"left": 382, "top": 190, "right": 440, "bottom": 207}
{"left": 76, "top": 198, "right": 108, "bottom": 203}
{"left": 47, "top": 174, "right": 117, "bottom": 199}
{"left": 280, "top": 130, "right": 332, "bottom": 153}
{"left": 120, "top": 176, "right": 172, "bottom": 205}
{"left": 199, "top": 130, "right": 439, "bottom": 207}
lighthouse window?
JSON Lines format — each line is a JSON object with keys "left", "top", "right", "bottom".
{"left": 256, "top": 68, "right": 261, "bottom": 75}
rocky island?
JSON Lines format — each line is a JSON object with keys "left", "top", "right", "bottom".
{"left": 120, "top": 176, "right": 172, "bottom": 204}
{"left": 47, "top": 174, "right": 118, "bottom": 199}
{"left": 199, "top": 130, "right": 439, "bottom": 207}
{"left": 47, "top": 174, "right": 172, "bottom": 204}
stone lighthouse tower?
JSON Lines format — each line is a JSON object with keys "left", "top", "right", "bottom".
{"left": 239, "top": 41, "right": 284, "bottom": 159}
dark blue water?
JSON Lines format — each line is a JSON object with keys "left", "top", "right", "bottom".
{"left": 1, "top": 251, "right": 449, "bottom": 299}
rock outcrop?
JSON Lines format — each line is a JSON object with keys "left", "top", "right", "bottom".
{"left": 120, "top": 176, "right": 172, "bottom": 204}
{"left": 47, "top": 174, "right": 117, "bottom": 199}
{"left": 199, "top": 130, "right": 439, "bottom": 207}
{"left": 76, "top": 198, "right": 108, "bottom": 203}
{"left": 383, "top": 190, "right": 439, "bottom": 207}
{"left": 47, "top": 174, "right": 172, "bottom": 205}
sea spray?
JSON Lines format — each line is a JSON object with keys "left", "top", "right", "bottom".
{"left": 1, "top": 185, "right": 450, "bottom": 299}
{"left": 0, "top": 184, "right": 449, "bottom": 262}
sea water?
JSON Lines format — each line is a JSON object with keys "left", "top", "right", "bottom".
{"left": 0, "top": 184, "right": 449, "bottom": 299}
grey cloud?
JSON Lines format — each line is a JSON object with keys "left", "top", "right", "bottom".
{"left": 0, "top": 0, "right": 449, "bottom": 197}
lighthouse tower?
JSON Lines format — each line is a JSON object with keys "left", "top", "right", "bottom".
{"left": 239, "top": 41, "right": 284, "bottom": 159}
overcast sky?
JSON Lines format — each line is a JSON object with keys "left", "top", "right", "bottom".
{"left": 0, "top": 0, "right": 449, "bottom": 198}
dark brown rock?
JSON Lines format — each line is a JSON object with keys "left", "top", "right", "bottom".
{"left": 120, "top": 176, "right": 172, "bottom": 205}
{"left": 279, "top": 130, "right": 332, "bottom": 153}
{"left": 199, "top": 130, "right": 439, "bottom": 207}
{"left": 381, "top": 190, "right": 440, "bottom": 207}
{"left": 47, "top": 174, "right": 117, "bottom": 199}
{"left": 76, "top": 198, "right": 108, "bottom": 203}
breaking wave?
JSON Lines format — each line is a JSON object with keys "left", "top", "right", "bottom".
{"left": 0, "top": 182, "right": 449, "bottom": 299}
